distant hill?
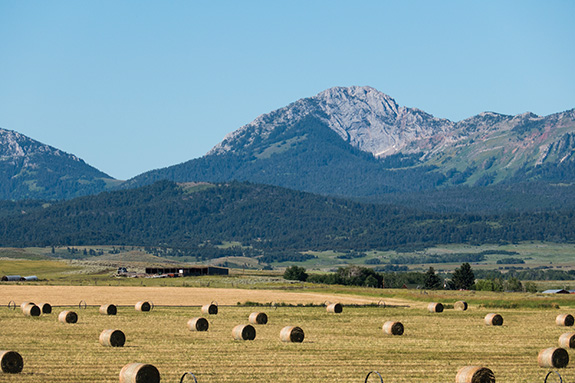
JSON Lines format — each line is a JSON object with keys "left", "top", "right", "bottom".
{"left": 2, "top": 181, "right": 575, "bottom": 263}
{"left": 0, "top": 127, "right": 118, "bottom": 200}
{"left": 125, "top": 86, "right": 575, "bottom": 199}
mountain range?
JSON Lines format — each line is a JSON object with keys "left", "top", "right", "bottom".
{"left": 124, "top": 86, "right": 575, "bottom": 197}
{"left": 2, "top": 86, "right": 575, "bottom": 202}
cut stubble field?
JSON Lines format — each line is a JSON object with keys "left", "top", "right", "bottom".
{"left": 1, "top": 286, "right": 574, "bottom": 382}
{"left": 0, "top": 285, "right": 408, "bottom": 307}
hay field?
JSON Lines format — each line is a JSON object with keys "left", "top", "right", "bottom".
{"left": 1, "top": 287, "right": 574, "bottom": 382}
{"left": 0, "top": 285, "right": 404, "bottom": 306}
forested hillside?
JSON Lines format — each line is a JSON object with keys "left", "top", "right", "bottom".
{"left": 374, "top": 182, "right": 575, "bottom": 213}
{"left": 1, "top": 181, "right": 575, "bottom": 263}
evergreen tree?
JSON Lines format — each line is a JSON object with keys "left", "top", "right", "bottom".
{"left": 423, "top": 267, "right": 442, "bottom": 289}
{"left": 283, "top": 265, "right": 308, "bottom": 281}
{"left": 452, "top": 262, "right": 475, "bottom": 289}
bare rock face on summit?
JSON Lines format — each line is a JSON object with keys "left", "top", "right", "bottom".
{"left": 210, "top": 86, "right": 453, "bottom": 158}
{"left": 312, "top": 86, "right": 453, "bottom": 157}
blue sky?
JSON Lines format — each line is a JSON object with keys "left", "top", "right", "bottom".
{"left": 1, "top": 1, "right": 573, "bottom": 180}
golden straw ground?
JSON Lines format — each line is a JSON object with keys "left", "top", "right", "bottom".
{"left": 0, "top": 285, "right": 393, "bottom": 306}
{"left": 1, "top": 286, "right": 574, "bottom": 382}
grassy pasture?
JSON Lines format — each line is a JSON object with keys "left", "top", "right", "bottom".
{"left": 0, "top": 259, "right": 83, "bottom": 280}
{"left": 301, "top": 241, "right": 575, "bottom": 273}
{"left": 1, "top": 287, "right": 575, "bottom": 382}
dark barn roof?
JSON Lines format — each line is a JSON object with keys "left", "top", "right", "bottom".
{"left": 145, "top": 266, "right": 228, "bottom": 276}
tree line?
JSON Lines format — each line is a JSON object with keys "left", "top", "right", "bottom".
{"left": 284, "top": 263, "right": 540, "bottom": 292}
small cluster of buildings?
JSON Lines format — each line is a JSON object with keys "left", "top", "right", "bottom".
{"left": 116, "top": 265, "right": 229, "bottom": 278}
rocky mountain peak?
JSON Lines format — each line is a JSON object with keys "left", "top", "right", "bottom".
{"left": 0, "top": 127, "right": 79, "bottom": 163}
{"left": 0, "top": 127, "right": 116, "bottom": 200}
{"left": 209, "top": 86, "right": 453, "bottom": 157}
{"left": 0, "top": 128, "right": 26, "bottom": 158}
{"left": 315, "top": 85, "right": 400, "bottom": 119}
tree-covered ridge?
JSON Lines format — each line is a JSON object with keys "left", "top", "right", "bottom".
{"left": 0, "top": 200, "right": 47, "bottom": 218}
{"left": 2, "top": 181, "right": 575, "bottom": 264}
{"left": 369, "top": 182, "right": 575, "bottom": 213}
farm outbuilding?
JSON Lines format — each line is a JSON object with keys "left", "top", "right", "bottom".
{"left": 145, "top": 266, "right": 228, "bottom": 276}
{"left": 20, "top": 276, "right": 38, "bottom": 281}
{"left": 1, "top": 275, "right": 38, "bottom": 282}
{"left": 1, "top": 275, "right": 21, "bottom": 281}
{"left": 542, "top": 289, "right": 570, "bottom": 294}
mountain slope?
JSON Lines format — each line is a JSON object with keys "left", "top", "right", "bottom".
{"left": 0, "top": 127, "right": 117, "bottom": 200}
{"left": 125, "top": 86, "right": 575, "bottom": 197}
{"left": 124, "top": 113, "right": 445, "bottom": 196}
{"left": 424, "top": 109, "right": 575, "bottom": 186}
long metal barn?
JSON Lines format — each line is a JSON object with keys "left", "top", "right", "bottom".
{"left": 145, "top": 266, "right": 229, "bottom": 276}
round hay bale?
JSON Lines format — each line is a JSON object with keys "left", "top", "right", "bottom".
{"left": 135, "top": 301, "right": 151, "bottom": 312}
{"left": 484, "top": 313, "right": 503, "bottom": 326}
{"left": 326, "top": 303, "right": 343, "bottom": 314}
{"left": 428, "top": 302, "right": 444, "bottom": 313}
{"left": 0, "top": 350, "right": 24, "bottom": 374}
{"left": 455, "top": 366, "right": 495, "bottom": 383}
{"left": 556, "top": 314, "right": 574, "bottom": 326}
{"left": 20, "top": 302, "right": 34, "bottom": 312}
{"left": 538, "top": 347, "right": 569, "bottom": 368}
{"left": 99, "top": 304, "right": 117, "bottom": 315}
{"left": 37, "top": 303, "right": 52, "bottom": 314}
{"left": 248, "top": 312, "right": 268, "bottom": 325}
{"left": 119, "top": 363, "right": 160, "bottom": 383}
{"left": 99, "top": 329, "right": 126, "bottom": 347}
{"left": 280, "top": 326, "right": 305, "bottom": 343}
{"left": 187, "top": 317, "right": 209, "bottom": 332}
{"left": 232, "top": 324, "right": 256, "bottom": 341}
{"left": 454, "top": 301, "right": 468, "bottom": 311}
{"left": 559, "top": 332, "right": 575, "bottom": 349}
{"left": 22, "top": 304, "right": 41, "bottom": 317}
{"left": 201, "top": 303, "right": 218, "bottom": 315}
{"left": 382, "top": 321, "right": 404, "bottom": 336}
{"left": 58, "top": 310, "right": 78, "bottom": 324}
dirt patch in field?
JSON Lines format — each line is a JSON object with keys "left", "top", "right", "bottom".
{"left": 0, "top": 285, "right": 412, "bottom": 307}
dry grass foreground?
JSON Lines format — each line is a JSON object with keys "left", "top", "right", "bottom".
{"left": 1, "top": 286, "right": 574, "bottom": 382}
{"left": 0, "top": 285, "right": 412, "bottom": 307}
{"left": 2, "top": 299, "right": 573, "bottom": 382}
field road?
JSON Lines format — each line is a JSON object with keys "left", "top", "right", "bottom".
{"left": 0, "top": 285, "right": 413, "bottom": 307}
